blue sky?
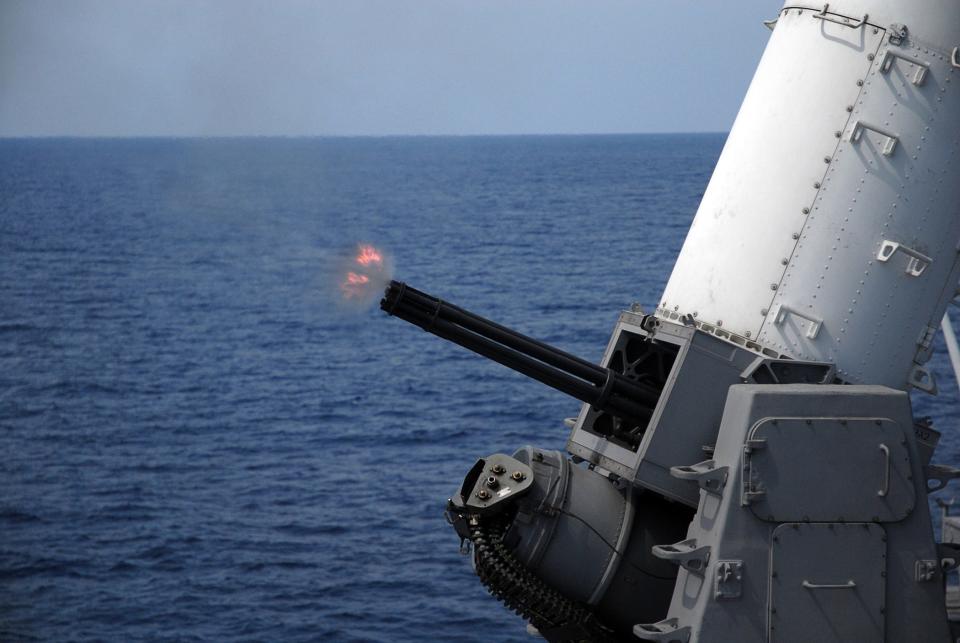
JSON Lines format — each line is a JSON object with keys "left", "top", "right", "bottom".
{"left": 0, "top": 1, "right": 775, "bottom": 136}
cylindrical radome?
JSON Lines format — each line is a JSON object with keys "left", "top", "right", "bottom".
{"left": 658, "top": 0, "right": 960, "bottom": 391}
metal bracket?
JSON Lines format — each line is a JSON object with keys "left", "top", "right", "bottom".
{"left": 925, "top": 464, "right": 960, "bottom": 493}
{"left": 813, "top": 4, "right": 868, "bottom": 29}
{"left": 887, "top": 23, "right": 908, "bottom": 45}
{"left": 916, "top": 559, "right": 938, "bottom": 582}
{"left": 938, "top": 543, "right": 960, "bottom": 573}
{"left": 848, "top": 121, "right": 899, "bottom": 156}
{"left": 652, "top": 538, "right": 711, "bottom": 575}
{"left": 877, "top": 240, "right": 932, "bottom": 276}
{"left": 634, "top": 618, "right": 691, "bottom": 643}
{"left": 715, "top": 560, "right": 744, "bottom": 600}
{"left": 671, "top": 459, "right": 729, "bottom": 495}
{"left": 741, "top": 356, "right": 835, "bottom": 385}
{"left": 908, "top": 364, "right": 938, "bottom": 394}
{"left": 952, "top": 47, "right": 960, "bottom": 69}
{"left": 763, "top": 17, "right": 778, "bottom": 31}
{"left": 881, "top": 50, "right": 929, "bottom": 85}
{"left": 771, "top": 303, "right": 823, "bottom": 339}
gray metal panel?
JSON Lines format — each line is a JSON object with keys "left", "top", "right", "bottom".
{"left": 634, "top": 330, "right": 759, "bottom": 506}
{"left": 745, "top": 417, "right": 915, "bottom": 522}
{"left": 653, "top": 385, "right": 951, "bottom": 643}
{"left": 770, "top": 523, "right": 886, "bottom": 643}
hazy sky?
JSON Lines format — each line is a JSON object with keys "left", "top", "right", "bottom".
{"left": 0, "top": 1, "right": 776, "bottom": 137}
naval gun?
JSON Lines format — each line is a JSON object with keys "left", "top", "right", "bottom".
{"left": 383, "top": 1, "right": 960, "bottom": 641}
{"left": 381, "top": 281, "right": 657, "bottom": 437}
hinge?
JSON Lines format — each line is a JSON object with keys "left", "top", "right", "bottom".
{"left": 741, "top": 439, "right": 767, "bottom": 505}
{"left": 918, "top": 324, "right": 937, "bottom": 351}
{"left": 715, "top": 560, "right": 744, "bottom": 600}
{"left": 888, "top": 23, "right": 908, "bottom": 45}
{"left": 916, "top": 559, "right": 938, "bottom": 582}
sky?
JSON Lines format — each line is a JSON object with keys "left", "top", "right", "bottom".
{"left": 0, "top": 0, "right": 776, "bottom": 137}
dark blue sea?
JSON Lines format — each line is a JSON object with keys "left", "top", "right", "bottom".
{"left": 2, "top": 135, "right": 959, "bottom": 642}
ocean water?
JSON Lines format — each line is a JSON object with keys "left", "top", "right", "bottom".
{"left": 1, "top": 135, "right": 958, "bottom": 642}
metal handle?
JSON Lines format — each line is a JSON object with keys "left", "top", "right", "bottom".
{"left": 881, "top": 51, "right": 929, "bottom": 86}
{"left": 849, "top": 121, "right": 899, "bottom": 156}
{"left": 878, "top": 443, "right": 890, "bottom": 497}
{"left": 771, "top": 304, "right": 823, "bottom": 339}
{"left": 813, "top": 3, "right": 868, "bottom": 28}
{"left": 876, "top": 240, "right": 932, "bottom": 276}
{"left": 802, "top": 579, "right": 857, "bottom": 589}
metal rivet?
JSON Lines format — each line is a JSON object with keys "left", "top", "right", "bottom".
{"left": 846, "top": 105, "right": 854, "bottom": 112}
{"left": 857, "top": 79, "right": 864, "bottom": 86}
{"left": 868, "top": 53, "right": 875, "bottom": 61}
{"left": 802, "top": 207, "right": 810, "bottom": 214}
{"left": 792, "top": 233, "right": 800, "bottom": 240}
{"left": 814, "top": 182, "right": 821, "bottom": 188}
{"left": 770, "top": 283, "right": 778, "bottom": 291}
{"left": 824, "top": 156, "right": 832, "bottom": 163}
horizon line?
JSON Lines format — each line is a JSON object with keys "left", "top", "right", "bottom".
{"left": 0, "top": 131, "right": 729, "bottom": 141}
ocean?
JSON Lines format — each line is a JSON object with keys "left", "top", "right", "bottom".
{"left": 2, "top": 135, "right": 958, "bottom": 642}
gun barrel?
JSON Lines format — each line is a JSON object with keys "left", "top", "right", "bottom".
{"left": 381, "top": 280, "right": 657, "bottom": 422}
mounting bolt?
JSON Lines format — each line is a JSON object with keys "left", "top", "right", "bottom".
{"left": 491, "top": 464, "right": 506, "bottom": 475}
{"left": 802, "top": 207, "right": 810, "bottom": 214}
{"left": 485, "top": 476, "right": 500, "bottom": 489}
{"left": 868, "top": 53, "right": 875, "bottom": 61}
{"left": 511, "top": 471, "right": 526, "bottom": 482}
{"left": 476, "top": 489, "right": 491, "bottom": 500}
